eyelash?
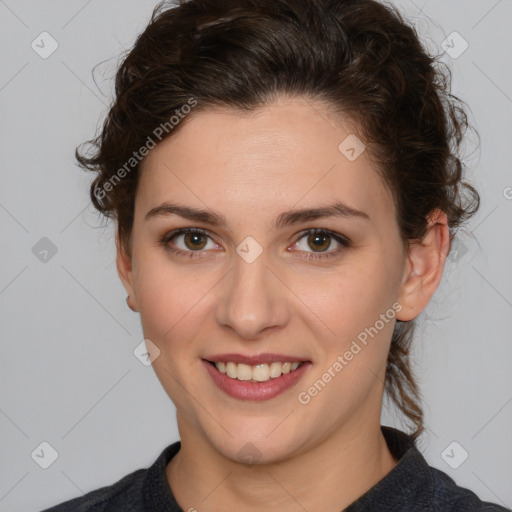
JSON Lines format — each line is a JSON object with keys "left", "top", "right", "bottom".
{"left": 158, "top": 227, "right": 350, "bottom": 261}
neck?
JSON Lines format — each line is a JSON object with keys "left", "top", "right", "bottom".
{"left": 166, "top": 418, "right": 397, "bottom": 512}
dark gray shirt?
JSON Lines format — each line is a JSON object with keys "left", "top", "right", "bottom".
{"left": 41, "top": 426, "right": 510, "bottom": 511}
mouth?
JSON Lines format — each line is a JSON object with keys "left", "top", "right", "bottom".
{"left": 202, "top": 354, "right": 311, "bottom": 401}
{"left": 205, "top": 360, "right": 305, "bottom": 382}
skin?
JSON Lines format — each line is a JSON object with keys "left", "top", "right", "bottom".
{"left": 117, "top": 96, "right": 450, "bottom": 512}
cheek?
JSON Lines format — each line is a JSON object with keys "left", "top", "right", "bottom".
{"left": 295, "top": 270, "right": 397, "bottom": 413}
{"left": 290, "top": 257, "right": 399, "bottom": 407}
{"left": 294, "top": 257, "right": 397, "bottom": 344}
{"left": 134, "top": 261, "right": 208, "bottom": 404}
{"left": 133, "top": 253, "right": 195, "bottom": 340}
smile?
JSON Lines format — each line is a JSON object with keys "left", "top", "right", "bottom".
{"left": 211, "top": 361, "right": 303, "bottom": 382}
{"left": 202, "top": 355, "right": 311, "bottom": 401}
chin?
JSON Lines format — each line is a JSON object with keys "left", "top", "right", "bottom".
{"left": 201, "top": 418, "right": 310, "bottom": 466}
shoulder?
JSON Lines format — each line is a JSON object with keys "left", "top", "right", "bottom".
{"left": 40, "top": 441, "right": 181, "bottom": 512}
{"left": 40, "top": 468, "right": 146, "bottom": 511}
{"left": 359, "top": 427, "right": 511, "bottom": 512}
{"left": 428, "top": 465, "right": 511, "bottom": 512}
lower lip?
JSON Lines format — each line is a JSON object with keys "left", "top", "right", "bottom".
{"left": 202, "top": 360, "right": 311, "bottom": 401}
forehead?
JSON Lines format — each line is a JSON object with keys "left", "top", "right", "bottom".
{"left": 136, "top": 98, "right": 395, "bottom": 226}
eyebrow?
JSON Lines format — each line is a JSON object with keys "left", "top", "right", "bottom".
{"left": 144, "top": 200, "right": 370, "bottom": 228}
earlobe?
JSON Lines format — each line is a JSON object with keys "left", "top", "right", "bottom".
{"left": 396, "top": 209, "right": 450, "bottom": 322}
{"left": 126, "top": 295, "right": 138, "bottom": 312}
{"left": 115, "top": 234, "right": 138, "bottom": 311}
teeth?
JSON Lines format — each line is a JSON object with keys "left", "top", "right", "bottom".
{"left": 214, "top": 361, "right": 303, "bottom": 382}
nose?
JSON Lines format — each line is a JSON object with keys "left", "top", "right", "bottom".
{"left": 215, "top": 247, "right": 290, "bottom": 340}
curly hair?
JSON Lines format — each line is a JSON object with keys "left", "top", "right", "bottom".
{"left": 76, "top": 0, "right": 480, "bottom": 440}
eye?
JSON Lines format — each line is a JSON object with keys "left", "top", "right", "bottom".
{"left": 159, "top": 228, "right": 219, "bottom": 258}
{"left": 291, "top": 228, "right": 349, "bottom": 260}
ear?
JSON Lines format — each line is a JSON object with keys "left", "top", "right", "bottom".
{"left": 396, "top": 209, "right": 450, "bottom": 322}
{"left": 116, "top": 233, "right": 138, "bottom": 312}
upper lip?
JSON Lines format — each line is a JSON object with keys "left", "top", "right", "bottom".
{"left": 203, "top": 353, "right": 310, "bottom": 365}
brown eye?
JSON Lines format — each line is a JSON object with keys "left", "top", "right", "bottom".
{"left": 293, "top": 228, "right": 350, "bottom": 260}
{"left": 161, "top": 228, "right": 218, "bottom": 257}
{"left": 183, "top": 232, "right": 208, "bottom": 250}
{"left": 306, "top": 232, "right": 332, "bottom": 252}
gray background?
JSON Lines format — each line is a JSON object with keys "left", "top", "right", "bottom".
{"left": 0, "top": 1, "right": 511, "bottom": 510}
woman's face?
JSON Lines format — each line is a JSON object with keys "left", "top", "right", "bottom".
{"left": 120, "top": 97, "right": 415, "bottom": 463}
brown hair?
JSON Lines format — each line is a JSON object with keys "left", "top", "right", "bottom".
{"left": 77, "top": 0, "right": 479, "bottom": 440}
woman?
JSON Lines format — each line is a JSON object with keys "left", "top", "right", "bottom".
{"left": 42, "top": 0, "right": 509, "bottom": 510}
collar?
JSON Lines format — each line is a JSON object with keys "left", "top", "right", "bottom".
{"left": 143, "top": 440, "right": 182, "bottom": 511}
{"left": 344, "top": 426, "right": 434, "bottom": 511}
